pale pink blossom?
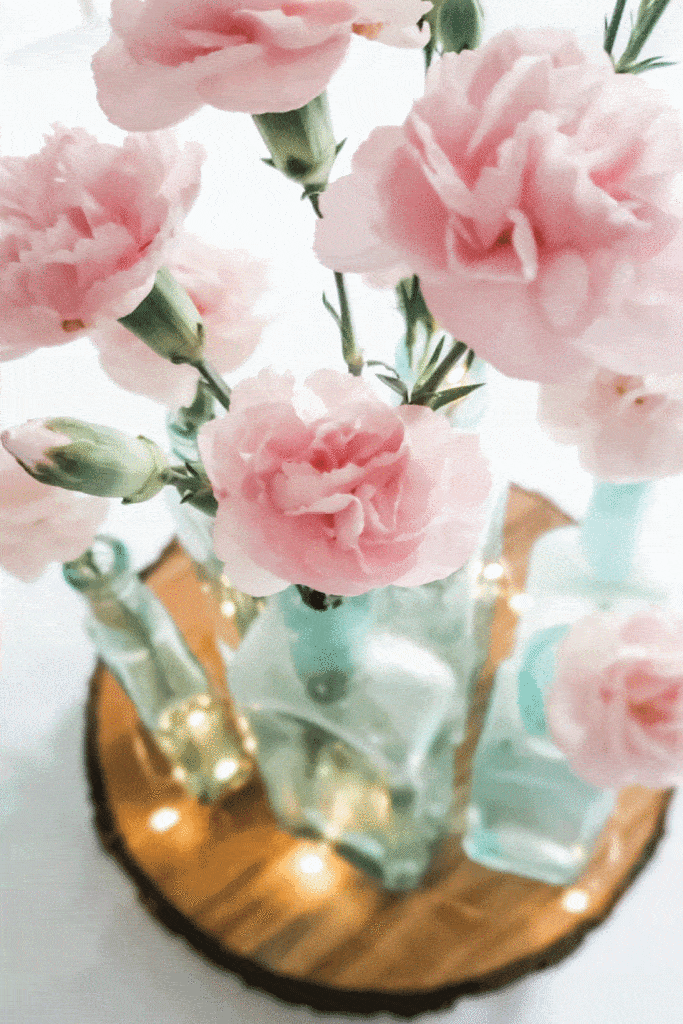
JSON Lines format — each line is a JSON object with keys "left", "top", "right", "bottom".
{"left": 0, "top": 447, "right": 109, "bottom": 581}
{"left": 0, "top": 126, "right": 204, "bottom": 362}
{"left": 352, "top": 1, "right": 430, "bottom": 47}
{"left": 538, "top": 366, "right": 683, "bottom": 482}
{"left": 315, "top": 27, "right": 683, "bottom": 384}
{"left": 546, "top": 604, "right": 683, "bottom": 788}
{"left": 198, "top": 368, "right": 491, "bottom": 596}
{"left": 93, "top": 0, "right": 430, "bottom": 131}
{"left": 91, "top": 233, "right": 269, "bottom": 407}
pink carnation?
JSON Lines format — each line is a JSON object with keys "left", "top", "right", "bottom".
{"left": 538, "top": 367, "right": 683, "bottom": 482}
{"left": 0, "top": 126, "right": 204, "bottom": 362}
{"left": 546, "top": 604, "right": 683, "bottom": 788}
{"left": 198, "top": 368, "right": 491, "bottom": 596}
{"left": 315, "top": 27, "right": 683, "bottom": 384}
{"left": 0, "top": 447, "right": 109, "bottom": 581}
{"left": 91, "top": 233, "right": 269, "bottom": 407}
{"left": 93, "top": 0, "right": 430, "bottom": 130}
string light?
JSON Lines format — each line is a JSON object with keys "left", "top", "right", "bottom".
{"left": 187, "top": 709, "right": 210, "bottom": 733}
{"left": 149, "top": 807, "right": 180, "bottom": 832}
{"left": 562, "top": 888, "right": 590, "bottom": 913}
{"left": 213, "top": 757, "right": 239, "bottom": 781}
{"left": 482, "top": 561, "right": 505, "bottom": 581}
{"left": 297, "top": 852, "right": 325, "bottom": 875}
{"left": 508, "top": 592, "right": 534, "bottom": 614}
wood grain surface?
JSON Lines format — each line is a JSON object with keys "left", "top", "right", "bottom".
{"left": 85, "top": 486, "right": 673, "bottom": 1016}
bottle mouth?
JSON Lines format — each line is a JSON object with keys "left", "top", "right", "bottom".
{"left": 62, "top": 535, "right": 129, "bottom": 590}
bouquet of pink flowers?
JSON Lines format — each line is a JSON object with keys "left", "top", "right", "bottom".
{"left": 2, "top": 0, "right": 683, "bottom": 838}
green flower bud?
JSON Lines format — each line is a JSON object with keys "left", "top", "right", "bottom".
{"left": 1, "top": 418, "right": 169, "bottom": 503}
{"left": 253, "top": 92, "right": 341, "bottom": 194}
{"left": 118, "top": 266, "right": 204, "bottom": 364}
{"left": 430, "top": 0, "right": 484, "bottom": 54}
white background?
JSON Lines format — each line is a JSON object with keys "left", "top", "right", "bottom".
{"left": 2, "top": 2, "right": 683, "bottom": 1022}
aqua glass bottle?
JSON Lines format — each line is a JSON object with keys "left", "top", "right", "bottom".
{"left": 227, "top": 575, "right": 481, "bottom": 890}
{"left": 464, "top": 480, "right": 662, "bottom": 885}
{"left": 63, "top": 535, "right": 253, "bottom": 802}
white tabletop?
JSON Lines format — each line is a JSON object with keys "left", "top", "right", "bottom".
{"left": 3, "top": 4, "right": 683, "bottom": 1022}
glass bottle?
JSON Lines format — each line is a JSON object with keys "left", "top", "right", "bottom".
{"left": 225, "top": 457, "right": 508, "bottom": 893}
{"left": 165, "top": 390, "right": 263, "bottom": 639}
{"left": 63, "top": 535, "right": 253, "bottom": 802}
{"left": 226, "top": 577, "right": 477, "bottom": 890}
{"left": 464, "top": 480, "right": 665, "bottom": 885}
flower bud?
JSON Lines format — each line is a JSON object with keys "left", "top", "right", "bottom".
{"left": 253, "top": 92, "right": 340, "bottom": 194}
{"left": 430, "top": 0, "right": 483, "bottom": 54}
{"left": 1, "top": 418, "right": 169, "bottom": 503}
{"left": 118, "top": 266, "right": 204, "bottom": 364}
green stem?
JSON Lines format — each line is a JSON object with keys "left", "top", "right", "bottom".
{"left": 334, "top": 271, "right": 363, "bottom": 376}
{"left": 187, "top": 355, "right": 232, "bottom": 412}
{"left": 165, "top": 464, "right": 218, "bottom": 517}
{"left": 173, "top": 380, "right": 215, "bottom": 436}
{"left": 309, "top": 192, "right": 363, "bottom": 376}
{"left": 604, "top": 0, "right": 628, "bottom": 56}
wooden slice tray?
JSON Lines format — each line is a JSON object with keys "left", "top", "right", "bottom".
{"left": 85, "top": 486, "right": 673, "bottom": 1016}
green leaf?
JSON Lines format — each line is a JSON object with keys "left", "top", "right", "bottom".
{"left": 376, "top": 374, "right": 409, "bottom": 401}
{"left": 322, "top": 292, "right": 342, "bottom": 327}
{"left": 413, "top": 339, "right": 468, "bottom": 401}
{"left": 623, "top": 56, "right": 675, "bottom": 72}
{"left": 261, "top": 157, "right": 276, "bottom": 167}
{"left": 429, "top": 382, "right": 485, "bottom": 411}
{"left": 366, "top": 359, "right": 400, "bottom": 376}
{"left": 464, "top": 348, "right": 476, "bottom": 371}
{"left": 424, "top": 335, "right": 446, "bottom": 372}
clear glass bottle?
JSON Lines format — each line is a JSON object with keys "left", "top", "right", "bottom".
{"left": 225, "top": 466, "right": 508, "bottom": 891}
{"left": 464, "top": 480, "right": 665, "bottom": 885}
{"left": 226, "top": 577, "right": 477, "bottom": 889}
{"left": 165, "top": 394, "right": 264, "bottom": 639}
{"left": 63, "top": 535, "right": 253, "bottom": 802}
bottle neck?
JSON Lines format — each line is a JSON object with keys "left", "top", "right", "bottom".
{"left": 580, "top": 480, "right": 651, "bottom": 584}
{"left": 279, "top": 588, "right": 373, "bottom": 703}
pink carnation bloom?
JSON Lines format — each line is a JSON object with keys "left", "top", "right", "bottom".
{"left": 91, "top": 233, "right": 269, "bottom": 407}
{"left": 0, "top": 125, "right": 204, "bottom": 362}
{"left": 198, "top": 368, "right": 491, "bottom": 596}
{"left": 546, "top": 604, "right": 683, "bottom": 788}
{"left": 538, "top": 367, "right": 683, "bottom": 482}
{"left": 0, "top": 447, "right": 109, "bottom": 581}
{"left": 315, "top": 27, "right": 683, "bottom": 384}
{"left": 93, "top": 0, "right": 430, "bottom": 131}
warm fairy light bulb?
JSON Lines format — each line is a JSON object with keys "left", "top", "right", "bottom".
{"left": 297, "top": 852, "right": 325, "bottom": 875}
{"left": 482, "top": 562, "right": 505, "bottom": 581}
{"left": 508, "top": 592, "right": 534, "bottom": 614}
{"left": 563, "top": 888, "right": 590, "bottom": 913}
{"left": 213, "top": 757, "right": 239, "bottom": 781}
{"left": 221, "top": 599, "right": 236, "bottom": 617}
{"left": 149, "top": 807, "right": 180, "bottom": 832}
{"left": 283, "top": 842, "right": 339, "bottom": 893}
{"left": 187, "top": 709, "right": 209, "bottom": 733}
